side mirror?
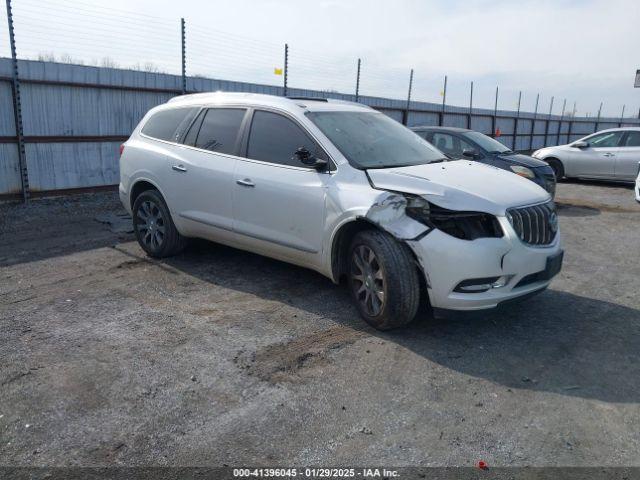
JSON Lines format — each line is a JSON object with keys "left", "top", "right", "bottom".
{"left": 295, "top": 147, "right": 328, "bottom": 171}
{"left": 462, "top": 148, "right": 479, "bottom": 159}
{"left": 572, "top": 141, "right": 589, "bottom": 149}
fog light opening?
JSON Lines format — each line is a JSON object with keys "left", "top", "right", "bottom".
{"left": 454, "top": 275, "right": 514, "bottom": 293}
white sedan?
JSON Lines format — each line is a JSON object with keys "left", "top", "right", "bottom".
{"left": 636, "top": 169, "right": 640, "bottom": 202}
{"left": 532, "top": 127, "right": 640, "bottom": 183}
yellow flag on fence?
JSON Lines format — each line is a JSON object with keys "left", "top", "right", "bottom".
{"left": 439, "top": 91, "right": 445, "bottom": 97}
{"left": 274, "top": 68, "right": 283, "bottom": 75}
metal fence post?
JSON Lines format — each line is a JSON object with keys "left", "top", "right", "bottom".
{"left": 557, "top": 98, "right": 566, "bottom": 145}
{"left": 567, "top": 101, "right": 576, "bottom": 143}
{"left": 529, "top": 93, "right": 539, "bottom": 151}
{"left": 595, "top": 102, "right": 602, "bottom": 132}
{"left": 619, "top": 104, "right": 625, "bottom": 127}
{"left": 180, "top": 18, "right": 186, "bottom": 94}
{"left": 355, "top": 58, "right": 361, "bottom": 103}
{"left": 283, "top": 43, "right": 288, "bottom": 97}
{"left": 468, "top": 81, "right": 473, "bottom": 129}
{"left": 439, "top": 75, "right": 447, "bottom": 126}
{"left": 403, "top": 68, "right": 414, "bottom": 126}
{"left": 513, "top": 91, "right": 521, "bottom": 150}
{"left": 5, "top": 0, "right": 29, "bottom": 202}
{"left": 543, "top": 96, "right": 554, "bottom": 147}
{"left": 492, "top": 86, "right": 499, "bottom": 137}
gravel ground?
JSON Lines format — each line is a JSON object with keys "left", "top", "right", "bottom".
{"left": 0, "top": 180, "right": 639, "bottom": 468}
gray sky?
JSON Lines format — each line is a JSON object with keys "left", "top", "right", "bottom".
{"left": 2, "top": 0, "right": 639, "bottom": 116}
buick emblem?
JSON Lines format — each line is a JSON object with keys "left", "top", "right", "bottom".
{"left": 549, "top": 211, "right": 558, "bottom": 233}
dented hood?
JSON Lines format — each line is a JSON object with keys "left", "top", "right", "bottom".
{"left": 366, "top": 160, "right": 550, "bottom": 215}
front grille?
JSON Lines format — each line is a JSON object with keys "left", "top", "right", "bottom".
{"left": 507, "top": 201, "right": 557, "bottom": 246}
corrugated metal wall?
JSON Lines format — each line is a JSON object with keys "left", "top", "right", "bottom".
{"left": 1, "top": 57, "right": 638, "bottom": 197}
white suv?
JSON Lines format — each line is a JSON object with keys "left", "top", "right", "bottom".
{"left": 120, "top": 93, "right": 563, "bottom": 330}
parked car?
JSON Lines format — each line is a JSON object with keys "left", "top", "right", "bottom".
{"left": 120, "top": 93, "right": 562, "bottom": 330}
{"left": 412, "top": 126, "right": 557, "bottom": 197}
{"left": 636, "top": 168, "right": 640, "bottom": 202}
{"left": 532, "top": 127, "right": 640, "bottom": 182}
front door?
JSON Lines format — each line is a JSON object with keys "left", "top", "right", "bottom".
{"left": 233, "top": 109, "right": 328, "bottom": 264}
{"left": 568, "top": 130, "right": 624, "bottom": 179}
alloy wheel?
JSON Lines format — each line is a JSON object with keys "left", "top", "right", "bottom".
{"left": 136, "top": 200, "right": 165, "bottom": 250}
{"left": 350, "top": 244, "right": 385, "bottom": 316}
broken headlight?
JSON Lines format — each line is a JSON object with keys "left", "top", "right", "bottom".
{"left": 404, "top": 195, "right": 503, "bottom": 241}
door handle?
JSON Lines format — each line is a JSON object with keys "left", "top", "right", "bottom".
{"left": 236, "top": 178, "right": 255, "bottom": 187}
{"left": 603, "top": 153, "right": 614, "bottom": 157}
{"left": 172, "top": 164, "right": 187, "bottom": 172}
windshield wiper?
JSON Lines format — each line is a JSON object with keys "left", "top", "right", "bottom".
{"left": 365, "top": 158, "right": 446, "bottom": 169}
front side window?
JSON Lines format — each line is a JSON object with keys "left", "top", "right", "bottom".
{"left": 432, "top": 133, "right": 455, "bottom": 154}
{"left": 307, "top": 111, "right": 445, "bottom": 169}
{"left": 622, "top": 131, "right": 640, "bottom": 147}
{"left": 141, "top": 108, "right": 196, "bottom": 142}
{"left": 193, "top": 108, "right": 246, "bottom": 155}
{"left": 584, "top": 131, "right": 624, "bottom": 148}
{"left": 247, "top": 110, "right": 320, "bottom": 167}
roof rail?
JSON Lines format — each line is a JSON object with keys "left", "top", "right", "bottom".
{"left": 286, "top": 96, "right": 328, "bottom": 102}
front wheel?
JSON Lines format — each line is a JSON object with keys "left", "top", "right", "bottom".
{"left": 132, "top": 190, "right": 186, "bottom": 258}
{"left": 348, "top": 230, "right": 421, "bottom": 330}
{"left": 546, "top": 158, "right": 565, "bottom": 181}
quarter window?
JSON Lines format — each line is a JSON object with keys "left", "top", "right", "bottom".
{"left": 247, "top": 110, "right": 320, "bottom": 167}
{"left": 194, "top": 108, "right": 246, "bottom": 155}
{"left": 141, "top": 108, "right": 196, "bottom": 142}
{"left": 623, "top": 131, "right": 640, "bottom": 147}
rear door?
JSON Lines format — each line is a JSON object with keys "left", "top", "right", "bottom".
{"left": 166, "top": 107, "right": 248, "bottom": 239}
{"left": 232, "top": 109, "right": 329, "bottom": 264}
{"left": 615, "top": 131, "right": 640, "bottom": 181}
{"left": 568, "top": 131, "right": 624, "bottom": 179}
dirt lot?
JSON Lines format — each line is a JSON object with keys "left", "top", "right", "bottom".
{"left": 1, "top": 181, "right": 639, "bottom": 467}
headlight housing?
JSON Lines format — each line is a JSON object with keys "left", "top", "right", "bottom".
{"left": 404, "top": 195, "right": 503, "bottom": 241}
{"left": 510, "top": 165, "right": 535, "bottom": 179}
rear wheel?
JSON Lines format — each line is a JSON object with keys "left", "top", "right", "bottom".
{"left": 348, "top": 230, "right": 420, "bottom": 330}
{"left": 132, "top": 190, "right": 186, "bottom": 258}
{"left": 546, "top": 158, "right": 565, "bottom": 181}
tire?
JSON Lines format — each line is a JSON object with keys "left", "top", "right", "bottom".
{"left": 546, "top": 158, "right": 565, "bottom": 181}
{"left": 132, "top": 189, "right": 186, "bottom": 258}
{"left": 348, "top": 229, "right": 420, "bottom": 330}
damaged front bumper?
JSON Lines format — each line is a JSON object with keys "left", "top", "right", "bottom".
{"left": 407, "top": 216, "right": 562, "bottom": 311}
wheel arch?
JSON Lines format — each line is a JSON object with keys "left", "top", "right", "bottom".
{"left": 329, "top": 217, "right": 427, "bottom": 288}
{"left": 129, "top": 178, "right": 164, "bottom": 211}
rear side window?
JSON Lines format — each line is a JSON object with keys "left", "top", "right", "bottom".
{"left": 623, "top": 131, "right": 640, "bottom": 147}
{"left": 247, "top": 110, "right": 319, "bottom": 167}
{"left": 141, "top": 108, "right": 195, "bottom": 142}
{"left": 193, "top": 108, "right": 246, "bottom": 154}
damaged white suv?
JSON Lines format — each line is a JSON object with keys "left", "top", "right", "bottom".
{"left": 120, "top": 93, "right": 563, "bottom": 330}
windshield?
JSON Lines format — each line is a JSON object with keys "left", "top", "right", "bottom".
{"left": 306, "top": 111, "right": 446, "bottom": 169}
{"left": 463, "top": 131, "right": 511, "bottom": 154}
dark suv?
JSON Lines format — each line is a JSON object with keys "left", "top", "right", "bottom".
{"left": 412, "top": 126, "right": 556, "bottom": 197}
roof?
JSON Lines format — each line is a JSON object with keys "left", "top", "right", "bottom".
{"left": 594, "top": 127, "right": 640, "bottom": 132}
{"left": 166, "top": 91, "right": 372, "bottom": 113}
{"left": 410, "top": 126, "right": 471, "bottom": 132}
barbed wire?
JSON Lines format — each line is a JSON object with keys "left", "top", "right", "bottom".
{"left": 2, "top": 0, "right": 634, "bottom": 117}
